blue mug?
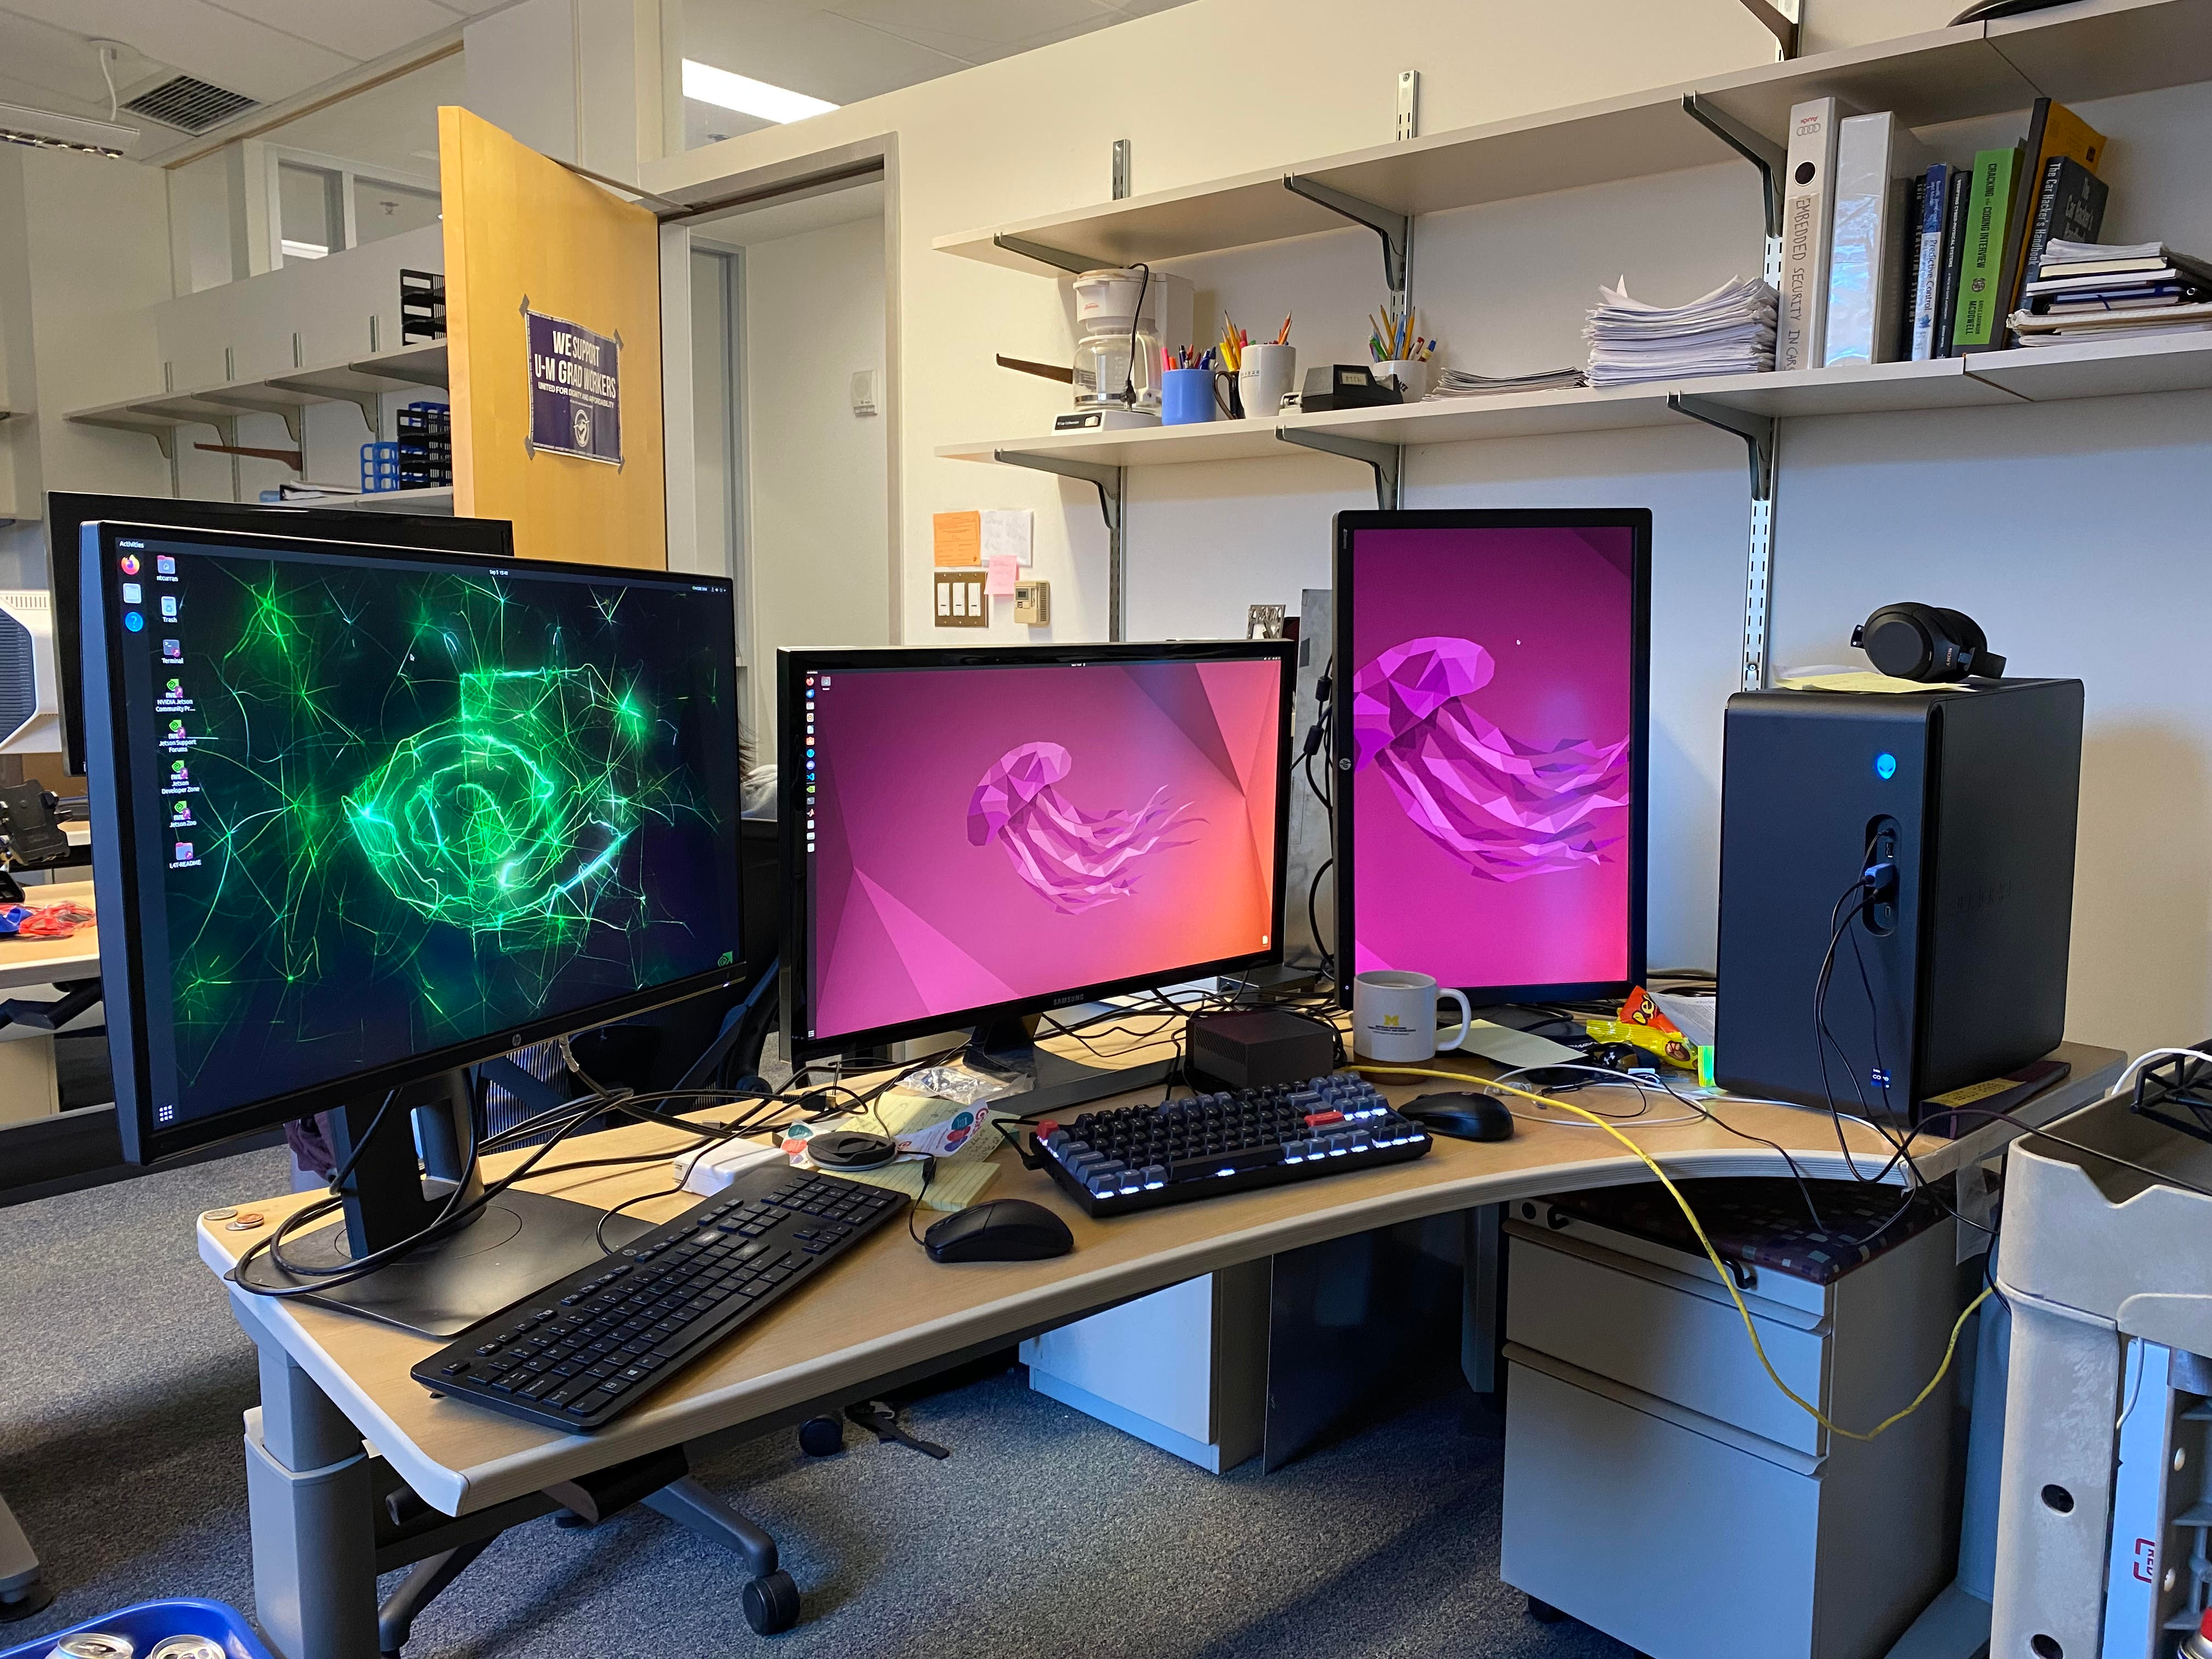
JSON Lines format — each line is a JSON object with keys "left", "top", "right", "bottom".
{"left": 1160, "top": 366, "right": 1215, "bottom": 426}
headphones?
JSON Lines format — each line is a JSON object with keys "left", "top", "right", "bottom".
{"left": 1851, "top": 603, "right": 2006, "bottom": 683}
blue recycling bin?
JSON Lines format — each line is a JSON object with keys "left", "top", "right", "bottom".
{"left": 0, "top": 1599, "right": 273, "bottom": 1659}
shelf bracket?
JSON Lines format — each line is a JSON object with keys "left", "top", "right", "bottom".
{"left": 270, "top": 376, "right": 381, "bottom": 433}
{"left": 1282, "top": 175, "right": 1412, "bottom": 311}
{"left": 1681, "top": 93, "right": 1786, "bottom": 289}
{"left": 1668, "top": 393, "right": 1777, "bottom": 691}
{"left": 78, "top": 416, "right": 177, "bottom": 461}
{"left": 992, "top": 234, "right": 1096, "bottom": 276}
{"left": 203, "top": 392, "right": 305, "bottom": 445}
{"left": 1276, "top": 428, "right": 1402, "bottom": 511}
{"left": 992, "top": 449, "right": 1126, "bottom": 641}
{"left": 1735, "top": 0, "right": 1799, "bottom": 61}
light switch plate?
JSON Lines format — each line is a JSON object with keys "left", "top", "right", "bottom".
{"left": 850, "top": 369, "right": 878, "bottom": 416}
{"left": 934, "top": 568, "right": 988, "bottom": 627}
{"left": 1014, "top": 579, "right": 1051, "bottom": 625}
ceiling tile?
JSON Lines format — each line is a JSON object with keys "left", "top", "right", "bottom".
{"left": 826, "top": 0, "right": 1113, "bottom": 53}
{"left": 0, "top": 0, "right": 357, "bottom": 103}
{"left": 683, "top": 4, "right": 973, "bottom": 104}
{"left": 204, "top": 0, "right": 464, "bottom": 64}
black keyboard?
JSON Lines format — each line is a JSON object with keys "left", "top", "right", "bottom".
{"left": 413, "top": 1166, "right": 902, "bottom": 1431}
{"left": 1037, "top": 1075, "right": 1431, "bottom": 1217}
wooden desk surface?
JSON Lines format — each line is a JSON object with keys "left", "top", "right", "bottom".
{"left": 0, "top": 880, "right": 99, "bottom": 993}
{"left": 200, "top": 1039, "right": 2120, "bottom": 1517}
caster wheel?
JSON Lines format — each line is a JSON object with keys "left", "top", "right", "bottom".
{"left": 552, "top": 1510, "right": 591, "bottom": 1529}
{"left": 0, "top": 1575, "right": 54, "bottom": 1622}
{"left": 742, "top": 1569, "right": 801, "bottom": 1635}
{"left": 1526, "top": 1594, "right": 1567, "bottom": 1625}
{"left": 797, "top": 1414, "right": 845, "bottom": 1457}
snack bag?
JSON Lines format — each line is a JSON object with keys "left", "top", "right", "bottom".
{"left": 1585, "top": 986, "right": 1699, "bottom": 1069}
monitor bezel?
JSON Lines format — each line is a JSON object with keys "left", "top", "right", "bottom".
{"left": 1331, "top": 507, "right": 1652, "bottom": 1008}
{"left": 47, "top": 493, "right": 516, "bottom": 778}
{"left": 778, "top": 640, "right": 1295, "bottom": 1062}
{"left": 82, "top": 520, "right": 746, "bottom": 1166}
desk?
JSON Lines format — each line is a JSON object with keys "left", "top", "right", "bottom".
{"left": 0, "top": 879, "right": 99, "bottom": 1126}
{"left": 196, "top": 1040, "right": 2121, "bottom": 1659}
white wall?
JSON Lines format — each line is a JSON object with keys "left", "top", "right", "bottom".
{"left": 738, "top": 211, "right": 890, "bottom": 751}
{"left": 0, "top": 146, "right": 174, "bottom": 585}
{"left": 623, "top": 0, "right": 2212, "bottom": 1058}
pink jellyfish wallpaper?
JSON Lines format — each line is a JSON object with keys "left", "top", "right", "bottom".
{"left": 1351, "top": 636, "right": 1630, "bottom": 883}
{"left": 968, "top": 741, "right": 1204, "bottom": 914}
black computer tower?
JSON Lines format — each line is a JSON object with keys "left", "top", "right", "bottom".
{"left": 1714, "top": 679, "right": 2083, "bottom": 1120}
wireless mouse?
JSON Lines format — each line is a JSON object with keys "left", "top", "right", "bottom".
{"left": 923, "top": 1198, "right": 1075, "bottom": 1263}
{"left": 1398, "top": 1092, "right": 1515, "bottom": 1143}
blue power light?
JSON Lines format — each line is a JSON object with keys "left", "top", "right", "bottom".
{"left": 1874, "top": 752, "right": 1898, "bottom": 780}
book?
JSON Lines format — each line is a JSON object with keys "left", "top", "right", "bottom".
{"left": 2022, "top": 155, "right": 2109, "bottom": 287}
{"left": 1933, "top": 170, "right": 1971, "bottom": 357}
{"left": 1898, "top": 177, "right": 1926, "bottom": 360}
{"left": 2007, "top": 98, "right": 2106, "bottom": 316}
{"left": 2039, "top": 243, "right": 2212, "bottom": 283}
{"left": 1909, "top": 163, "right": 1950, "bottom": 360}
{"left": 1951, "top": 144, "right": 2025, "bottom": 352}
{"left": 1824, "top": 112, "right": 1932, "bottom": 366}
{"left": 1778, "top": 97, "right": 1844, "bottom": 371}
{"left": 2013, "top": 299, "right": 2212, "bottom": 331}
{"left": 2027, "top": 267, "right": 2192, "bottom": 294}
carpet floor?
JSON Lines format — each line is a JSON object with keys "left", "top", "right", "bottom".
{"left": 0, "top": 1144, "right": 1637, "bottom": 1658}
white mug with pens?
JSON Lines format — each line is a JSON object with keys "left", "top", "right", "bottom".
{"left": 1352, "top": 969, "right": 1472, "bottom": 1063}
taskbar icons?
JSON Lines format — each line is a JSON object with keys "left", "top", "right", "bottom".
{"left": 803, "top": 675, "right": 817, "bottom": 854}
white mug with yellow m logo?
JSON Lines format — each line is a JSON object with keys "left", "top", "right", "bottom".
{"left": 1352, "top": 970, "right": 1472, "bottom": 1063}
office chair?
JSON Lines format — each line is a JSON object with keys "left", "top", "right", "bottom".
{"left": 0, "top": 1491, "right": 51, "bottom": 1621}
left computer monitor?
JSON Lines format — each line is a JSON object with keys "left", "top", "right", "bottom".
{"left": 46, "top": 493, "right": 516, "bottom": 779}
{"left": 81, "top": 521, "right": 746, "bottom": 1165}
{"left": 782, "top": 642, "right": 1292, "bottom": 1066}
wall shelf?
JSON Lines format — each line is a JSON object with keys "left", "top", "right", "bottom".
{"left": 936, "top": 0, "right": 2212, "bottom": 277}
{"left": 66, "top": 341, "right": 449, "bottom": 456}
{"left": 940, "top": 335, "right": 2212, "bottom": 473}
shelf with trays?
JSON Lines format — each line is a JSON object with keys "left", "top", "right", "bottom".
{"left": 66, "top": 341, "right": 449, "bottom": 458}
{"left": 936, "top": 0, "right": 2212, "bottom": 279}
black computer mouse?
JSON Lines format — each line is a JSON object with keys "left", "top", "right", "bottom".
{"left": 1398, "top": 1092, "right": 1515, "bottom": 1142}
{"left": 923, "top": 1198, "right": 1075, "bottom": 1263}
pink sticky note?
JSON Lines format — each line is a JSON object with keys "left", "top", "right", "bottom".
{"left": 984, "top": 554, "right": 1018, "bottom": 598}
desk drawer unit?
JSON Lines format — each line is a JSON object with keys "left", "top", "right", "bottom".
{"left": 1506, "top": 1220, "right": 1829, "bottom": 1455}
{"left": 1499, "top": 1185, "right": 1962, "bottom": 1659}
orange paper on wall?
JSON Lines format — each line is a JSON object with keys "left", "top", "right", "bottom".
{"left": 933, "top": 511, "right": 983, "bottom": 566}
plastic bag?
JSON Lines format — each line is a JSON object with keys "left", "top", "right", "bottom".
{"left": 900, "top": 1064, "right": 1014, "bottom": 1107}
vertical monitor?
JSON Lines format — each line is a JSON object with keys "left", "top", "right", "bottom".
{"left": 82, "top": 522, "right": 745, "bottom": 1163}
{"left": 46, "top": 493, "right": 516, "bottom": 778}
{"left": 1334, "top": 510, "right": 1650, "bottom": 1003}
{"left": 783, "top": 643, "right": 1291, "bottom": 1056}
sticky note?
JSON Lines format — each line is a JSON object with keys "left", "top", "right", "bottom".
{"left": 981, "top": 508, "right": 1032, "bottom": 567}
{"left": 933, "top": 510, "right": 981, "bottom": 567}
{"left": 985, "top": 555, "right": 1018, "bottom": 598}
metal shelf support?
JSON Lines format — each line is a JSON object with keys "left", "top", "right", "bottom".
{"left": 1668, "top": 393, "right": 1778, "bottom": 691}
{"left": 993, "top": 449, "right": 1126, "bottom": 641}
{"left": 1283, "top": 175, "right": 1412, "bottom": 312}
{"left": 992, "top": 234, "right": 1096, "bottom": 276}
{"left": 1276, "top": 429, "right": 1402, "bottom": 511}
{"left": 1681, "top": 93, "right": 1786, "bottom": 290}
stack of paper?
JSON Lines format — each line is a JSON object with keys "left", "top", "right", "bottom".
{"left": 1425, "top": 365, "right": 1587, "bottom": 398}
{"left": 1584, "top": 276, "right": 1778, "bottom": 387}
{"left": 2010, "top": 239, "right": 2212, "bottom": 346}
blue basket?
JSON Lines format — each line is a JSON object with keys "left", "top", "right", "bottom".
{"left": 0, "top": 1598, "right": 273, "bottom": 1659}
{"left": 359, "top": 440, "right": 402, "bottom": 493}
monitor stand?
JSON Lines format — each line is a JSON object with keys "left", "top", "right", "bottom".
{"left": 230, "top": 1071, "right": 652, "bottom": 1339}
{"left": 964, "top": 1018, "right": 1176, "bottom": 1117}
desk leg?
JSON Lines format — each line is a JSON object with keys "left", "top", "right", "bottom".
{"left": 241, "top": 1340, "right": 381, "bottom": 1659}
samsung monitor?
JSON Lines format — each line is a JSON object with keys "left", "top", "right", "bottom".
{"left": 82, "top": 521, "right": 746, "bottom": 1167}
{"left": 782, "top": 642, "right": 1292, "bottom": 1087}
{"left": 1333, "top": 509, "right": 1650, "bottom": 1005}
{"left": 48, "top": 493, "right": 516, "bottom": 778}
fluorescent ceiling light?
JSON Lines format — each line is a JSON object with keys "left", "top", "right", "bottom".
{"left": 0, "top": 99, "right": 137, "bottom": 156}
{"left": 681, "top": 60, "right": 837, "bottom": 125}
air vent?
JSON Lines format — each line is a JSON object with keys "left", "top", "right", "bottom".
{"left": 123, "top": 75, "right": 257, "bottom": 134}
